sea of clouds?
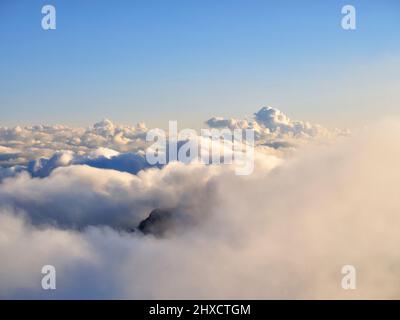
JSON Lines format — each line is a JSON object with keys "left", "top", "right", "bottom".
{"left": 0, "top": 107, "right": 399, "bottom": 299}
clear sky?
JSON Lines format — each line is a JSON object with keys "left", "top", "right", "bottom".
{"left": 0, "top": 0, "right": 399, "bottom": 128}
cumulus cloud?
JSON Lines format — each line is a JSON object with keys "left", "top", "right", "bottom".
{"left": 0, "top": 108, "right": 280, "bottom": 179}
{"left": 0, "top": 119, "right": 149, "bottom": 169}
{"left": 1, "top": 107, "right": 398, "bottom": 299}
{"left": 206, "top": 106, "right": 347, "bottom": 143}
{"left": 0, "top": 107, "right": 342, "bottom": 171}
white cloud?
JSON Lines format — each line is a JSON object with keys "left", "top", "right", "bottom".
{"left": 0, "top": 120, "right": 149, "bottom": 169}
{"left": 0, "top": 107, "right": 343, "bottom": 172}
{"left": 1, "top": 108, "right": 399, "bottom": 299}
{"left": 206, "top": 106, "right": 347, "bottom": 145}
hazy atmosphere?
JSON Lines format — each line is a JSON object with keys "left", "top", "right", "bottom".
{"left": 0, "top": 0, "right": 399, "bottom": 299}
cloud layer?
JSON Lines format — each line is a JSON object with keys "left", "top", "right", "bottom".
{"left": 0, "top": 108, "right": 398, "bottom": 299}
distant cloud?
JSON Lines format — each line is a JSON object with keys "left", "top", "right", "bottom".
{"left": 7, "top": 107, "right": 398, "bottom": 299}
{"left": 0, "top": 119, "right": 149, "bottom": 169}
{"left": 0, "top": 107, "right": 341, "bottom": 180}
{"left": 206, "top": 106, "right": 347, "bottom": 141}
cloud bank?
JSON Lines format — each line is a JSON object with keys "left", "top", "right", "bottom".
{"left": 0, "top": 107, "right": 398, "bottom": 299}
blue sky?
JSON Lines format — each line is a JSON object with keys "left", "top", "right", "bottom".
{"left": 0, "top": 0, "right": 399, "bottom": 128}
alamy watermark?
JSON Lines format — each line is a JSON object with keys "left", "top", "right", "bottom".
{"left": 41, "top": 5, "right": 56, "bottom": 30}
{"left": 341, "top": 5, "right": 356, "bottom": 30}
{"left": 145, "top": 121, "right": 255, "bottom": 176}
{"left": 40, "top": 4, "right": 357, "bottom": 32}
{"left": 41, "top": 265, "right": 56, "bottom": 290}
{"left": 341, "top": 265, "right": 356, "bottom": 290}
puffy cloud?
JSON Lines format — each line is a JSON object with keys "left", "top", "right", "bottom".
{"left": 206, "top": 106, "right": 347, "bottom": 143}
{"left": 0, "top": 107, "right": 343, "bottom": 171}
{"left": 0, "top": 145, "right": 20, "bottom": 166}
{"left": 0, "top": 211, "right": 97, "bottom": 298}
{"left": 0, "top": 119, "right": 149, "bottom": 169}
{"left": 205, "top": 117, "right": 250, "bottom": 130}
{"left": 89, "top": 147, "right": 120, "bottom": 159}
{"left": 1, "top": 108, "right": 399, "bottom": 299}
{"left": 0, "top": 159, "right": 247, "bottom": 230}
